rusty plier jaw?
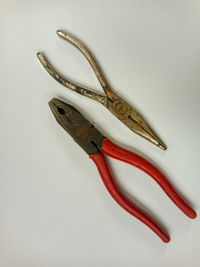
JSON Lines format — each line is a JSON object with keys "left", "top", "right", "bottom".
{"left": 49, "top": 98, "right": 105, "bottom": 155}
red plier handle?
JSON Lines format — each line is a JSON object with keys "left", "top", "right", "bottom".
{"left": 90, "top": 138, "right": 196, "bottom": 243}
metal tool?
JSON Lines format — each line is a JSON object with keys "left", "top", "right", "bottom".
{"left": 48, "top": 98, "right": 196, "bottom": 243}
{"left": 37, "top": 30, "right": 166, "bottom": 150}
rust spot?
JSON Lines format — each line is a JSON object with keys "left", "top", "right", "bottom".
{"left": 76, "top": 125, "right": 89, "bottom": 139}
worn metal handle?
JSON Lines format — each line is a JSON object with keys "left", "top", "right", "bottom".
{"left": 37, "top": 52, "right": 106, "bottom": 105}
{"left": 37, "top": 30, "right": 114, "bottom": 105}
{"left": 57, "top": 30, "right": 111, "bottom": 94}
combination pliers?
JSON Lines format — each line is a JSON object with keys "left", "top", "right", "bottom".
{"left": 48, "top": 98, "right": 196, "bottom": 243}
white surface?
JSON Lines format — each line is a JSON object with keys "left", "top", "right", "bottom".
{"left": 0, "top": 1, "right": 200, "bottom": 266}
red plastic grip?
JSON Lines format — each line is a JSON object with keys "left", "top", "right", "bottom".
{"left": 90, "top": 153, "right": 170, "bottom": 242}
{"left": 102, "top": 138, "right": 196, "bottom": 219}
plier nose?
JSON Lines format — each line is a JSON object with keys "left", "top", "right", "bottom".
{"left": 37, "top": 30, "right": 166, "bottom": 150}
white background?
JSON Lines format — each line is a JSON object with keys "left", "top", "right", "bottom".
{"left": 0, "top": 1, "right": 200, "bottom": 266}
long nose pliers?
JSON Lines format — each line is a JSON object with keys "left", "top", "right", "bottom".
{"left": 48, "top": 98, "right": 196, "bottom": 243}
{"left": 37, "top": 30, "right": 166, "bottom": 150}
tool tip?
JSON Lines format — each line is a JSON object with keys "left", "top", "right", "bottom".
{"left": 188, "top": 209, "right": 197, "bottom": 219}
{"left": 56, "top": 30, "right": 64, "bottom": 37}
{"left": 37, "top": 52, "right": 43, "bottom": 60}
{"left": 163, "top": 235, "right": 170, "bottom": 243}
{"left": 158, "top": 143, "right": 167, "bottom": 150}
{"left": 48, "top": 98, "right": 58, "bottom": 108}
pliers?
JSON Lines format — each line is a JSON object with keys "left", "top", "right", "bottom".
{"left": 48, "top": 98, "right": 196, "bottom": 243}
{"left": 37, "top": 30, "right": 196, "bottom": 242}
{"left": 37, "top": 30, "right": 166, "bottom": 150}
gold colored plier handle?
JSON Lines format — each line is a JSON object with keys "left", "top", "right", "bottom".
{"left": 37, "top": 30, "right": 110, "bottom": 106}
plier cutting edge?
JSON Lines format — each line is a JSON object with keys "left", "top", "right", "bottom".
{"left": 49, "top": 98, "right": 196, "bottom": 243}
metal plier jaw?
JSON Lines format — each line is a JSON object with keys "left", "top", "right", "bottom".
{"left": 49, "top": 98, "right": 105, "bottom": 155}
{"left": 37, "top": 30, "right": 166, "bottom": 150}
